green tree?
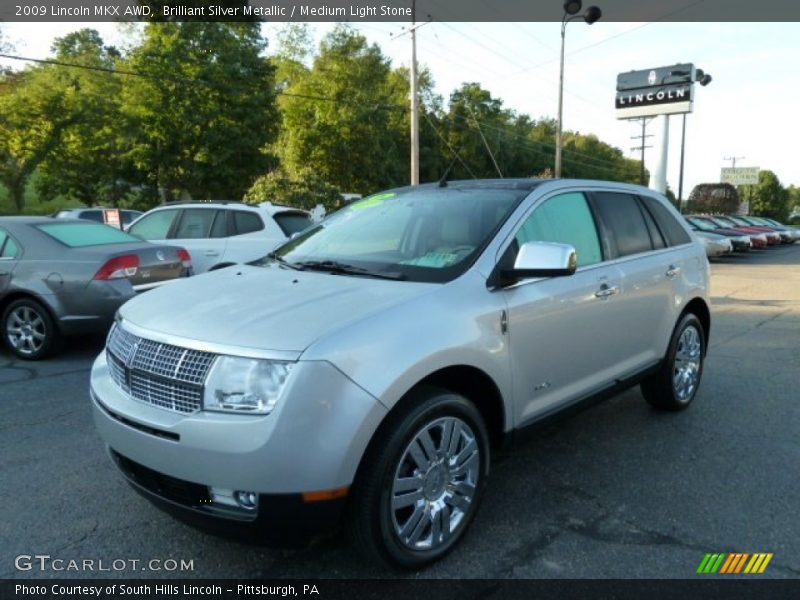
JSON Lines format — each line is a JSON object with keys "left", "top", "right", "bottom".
{"left": 277, "top": 25, "right": 407, "bottom": 194}
{"left": 747, "top": 170, "right": 789, "bottom": 222}
{"left": 244, "top": 167, "right": 341, "bottom": 211}
{"left": 0, "top": 64, "right": 84, "bottom": 211}
{"left": 122, "top": 22, "right": 279, "bottom": 202}
{"left": 34, "top": 29, "right": 131, "bottom": 207}
{"left": 687, "top": 183, "right": 740, "bottom": 214}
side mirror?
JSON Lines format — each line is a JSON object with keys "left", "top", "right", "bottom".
{"left": 504, "top": 241, "right": 577, "bottom": 280}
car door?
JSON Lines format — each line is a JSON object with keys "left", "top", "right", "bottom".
{"left": 588, "top": 191, "right": 678, "bottom": 371}
{"left": 221, "top": 210, "right": 273, "bottom": 265}
{"left": 169, "top": 208, "right": 229, "bottom": 273}
{"left": 498, "top": 190, "right": 626, "bottom": 425}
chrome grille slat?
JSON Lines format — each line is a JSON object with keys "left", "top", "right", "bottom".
{"left": 105, "top": 324, "right": 216, "bottom": 414}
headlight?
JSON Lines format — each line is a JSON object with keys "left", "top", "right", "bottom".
{"left": 203, "top": 356, "right": 293, "bottom": 415}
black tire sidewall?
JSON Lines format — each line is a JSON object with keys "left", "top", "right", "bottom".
{"left": 368, "top": 390, "right": 490, "bottom": 568}
{"left": 2, "top": 298, "right": 56, "bottom": 360}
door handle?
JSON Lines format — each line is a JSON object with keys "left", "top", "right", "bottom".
{"left": 666, "top": 265, "right": 681, "bottom": 279}
{"left": 204, "top": 250, "right": 220, "bottom": 256}
{"left": 0, "top": 271, "right": 8, "bottom": 276}
{"left": 595, "top": 284, "right": 619, "bottom": 298}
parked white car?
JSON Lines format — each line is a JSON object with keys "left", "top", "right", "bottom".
{"left": 126, "top": 201, "right": 312, "bottom": 273}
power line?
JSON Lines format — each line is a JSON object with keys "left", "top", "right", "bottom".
{"left": 0, "top": 52, "right": 407, "bottom": 112}
{"left": 422, "top": 112, "right": 478, "bottom": 178}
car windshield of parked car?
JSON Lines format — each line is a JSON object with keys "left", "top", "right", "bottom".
{"left": 266, "top": 187, "right": 525, "bottom": 283}
{"left": 687, "top": 217, "right": 717, "bottom": 232}
{"left": 37, "top": 222, "right": 142, "bottom": 248}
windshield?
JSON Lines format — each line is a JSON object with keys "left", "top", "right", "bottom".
{"left": 264, "top": 186, "right": 527, "bottom": 283}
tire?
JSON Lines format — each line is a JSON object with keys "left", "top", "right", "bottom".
{"left": 348, "top": 386, "right": 490, "bottom": 569}
{"left": 641, "top": 313, "right": 705, "bottom": 411}
{"left": 2, "top": 298, "right": 59, "bottom": 360}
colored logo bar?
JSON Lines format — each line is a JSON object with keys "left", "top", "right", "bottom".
{"left": 697, "top": 552, "right": 773, "bottom": 574}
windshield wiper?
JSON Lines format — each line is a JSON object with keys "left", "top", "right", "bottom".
{"left": 294, "top": 260, "right": 406, "bottom": 280}
{"left": 266, "top": 252, "right": 304, "bottom": 270}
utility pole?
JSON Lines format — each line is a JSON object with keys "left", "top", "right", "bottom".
{"left": 630, "top": 117, "right": 653, "bottom": 186}
{"left": 724, "top": 155, "right": 745, "bottom": 168}
{"left": 392, "top": 2, "right": 429, "bottom": 186}
{"left": 410, "top": 0, "right": 419, "bottom": 185}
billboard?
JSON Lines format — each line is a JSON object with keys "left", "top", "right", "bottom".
{"left": 616, "top": 63, "right": 695, "bottom": 119}
{"left": 721, "top": 167, "right": 760, "bottom": 186}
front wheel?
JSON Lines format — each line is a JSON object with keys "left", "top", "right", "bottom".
{"left": 349, "top": 387, "right": 490, "bottom": 568}
{"left": 641, "top": 313, "right": 705, "bottom": 411}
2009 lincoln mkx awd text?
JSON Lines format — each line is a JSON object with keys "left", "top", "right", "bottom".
{"left": 90, "top": 178, "right": 710, "bottom": 568}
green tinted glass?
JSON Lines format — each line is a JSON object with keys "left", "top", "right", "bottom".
{"left": 37, "top": 223, "right": 140, "bottom": 248}
{"left": 516, "top": 192, "right": 602, "bottom": 267}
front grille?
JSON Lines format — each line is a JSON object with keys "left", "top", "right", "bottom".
{"left": 106, "top": 323, "right": 216, "bottom": 414}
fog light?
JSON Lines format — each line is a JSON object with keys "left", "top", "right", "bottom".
{"left": 235, "top": 491, "right": 258, "bottom": 510}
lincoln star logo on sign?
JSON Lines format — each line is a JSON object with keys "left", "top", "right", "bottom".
{"left": 648, "top": 70, "right": 657, "bottom": 85}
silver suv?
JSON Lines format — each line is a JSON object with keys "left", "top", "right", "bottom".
{"left": 90, "top": 179, "right": 710, "bottom": 568}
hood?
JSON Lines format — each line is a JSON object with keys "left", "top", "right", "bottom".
{"left": 118, "top": 264, "right": 435, "bottom": 354}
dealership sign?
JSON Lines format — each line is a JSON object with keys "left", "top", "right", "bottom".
{"left": 616, "top": 63, "right": 696, "bottom": 119}
{"left": 721, "top": 167, "right": 760, "bottom": 186}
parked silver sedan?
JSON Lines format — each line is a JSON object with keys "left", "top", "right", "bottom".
{"left": 0, "top": 217, "right": 192, "bottom": 360}
{"left": 695, "top": 230, "right": 733, "bottom": 258}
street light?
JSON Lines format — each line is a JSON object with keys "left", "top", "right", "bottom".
{"left": 555, "top": 0, "right": 602, "bottom": 178}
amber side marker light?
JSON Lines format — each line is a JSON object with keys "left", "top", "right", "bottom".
{"left": 302, "top": 486, "right": 350, "bottom": 502}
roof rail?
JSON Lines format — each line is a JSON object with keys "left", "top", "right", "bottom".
{"left": 160, "top": 199, "right": 245, "bottom": 206}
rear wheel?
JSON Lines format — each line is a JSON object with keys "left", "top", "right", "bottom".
{"left": 2, "top": 298, "right": 59, "bottom": 360}
{"left": 349, "top": 387, "right": 489, "bottom": 568}
{"left": 641, "top": 313, "right": 705, "bottom": 411}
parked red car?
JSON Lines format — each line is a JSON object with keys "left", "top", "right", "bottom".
{"left": 712, "top": 216, "right": 781, "bottom": 245}
{"left": 687, "top": 216, "right": 769, "bottom": 248}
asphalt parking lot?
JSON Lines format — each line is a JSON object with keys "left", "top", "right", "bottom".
{"left": 1, "top": 244, "right": 799, "bottom": 580}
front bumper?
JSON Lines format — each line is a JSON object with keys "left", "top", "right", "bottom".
{"left": 91, "top": 351, "right": 387, "bottom": 532}
{"left": 109, "top": 448, "right": 346, "bottom": 543}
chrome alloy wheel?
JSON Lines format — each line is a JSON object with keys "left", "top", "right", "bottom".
{"left": 673, "top": 324, "right": 702, "bottom": 401}
{"left": 390, "top": 416, "right": 480, "bottom": 551}
{"left": 6, "top": 306, "right": 46, "bottom": 356}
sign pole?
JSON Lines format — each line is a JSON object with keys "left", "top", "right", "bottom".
{"left": 649, "top": 115, "right": 669, "bottom": 193}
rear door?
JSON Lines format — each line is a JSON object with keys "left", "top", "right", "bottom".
{"left": 588, "top": 192, "right": 684, "bottom": 370}
{"left": 169, "top": 208, "right": 228, "bottom": 273}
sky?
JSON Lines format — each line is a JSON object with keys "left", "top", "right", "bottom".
{"left": 2, "top": 20, "right": 797, "bottom": 197}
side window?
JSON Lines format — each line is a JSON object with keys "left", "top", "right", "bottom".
{"left": 515, "top": 192, "right": 602, "bottom": 267}
{"left": 640, "top": 196, "right": 692, "bottom": 246}
{"left": 592, "top": 192, "right": 653, "bottom": 258}
{"left": 273, "top": 212, "right": 312, "bottom": 237}
{"left": 210, "top": 210, "right": 229, "bottom": 238}
{"left": 128, "top": 209, "right": 178, "bottom": 240}
{"left": 638, "top": 200, "right": 666, "bottom": 250}
{"left": 0, "top": 230, "right": 19, "bottom": 258}
{"left": 233, "top": 211, "right": 265, "bottom": 235}
{"left": 80, "top": 210, "right": 104, "bottom": 223}
{"left": 173, "top": 209, "right": 218, "bottom": 240}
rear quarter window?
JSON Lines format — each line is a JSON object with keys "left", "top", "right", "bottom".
{"left": 273, "top": 212, "right": 312, "bottom": 237}
{"left": 640, "top": 199, "right": 691, "bottom": 247}
{"left": 233, "top": 211, "right": 265, "bottom": 235}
